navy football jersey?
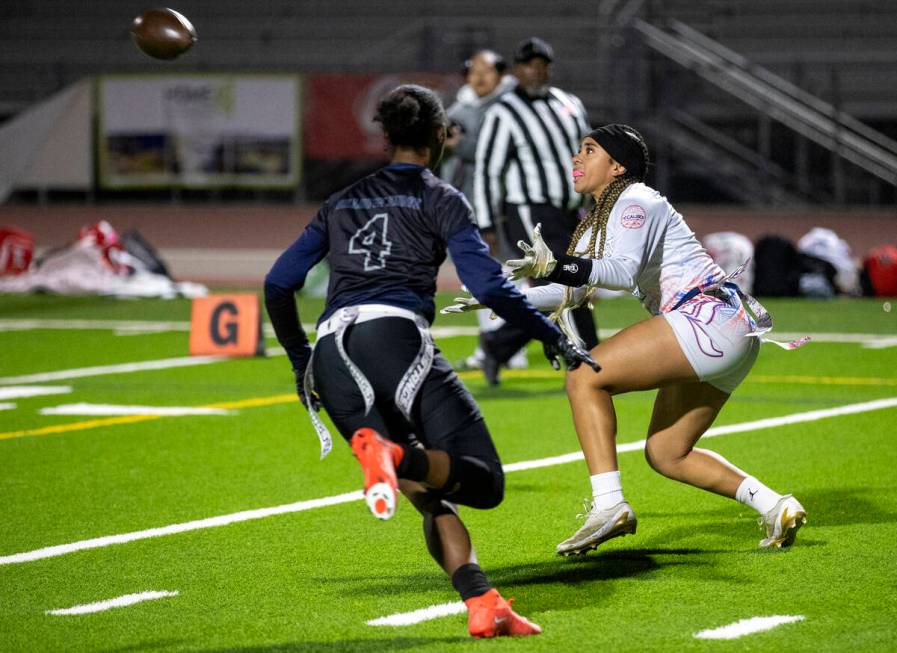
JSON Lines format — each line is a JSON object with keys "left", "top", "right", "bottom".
{"left": 264, "top": 162, "right": 561, "bottom": 369}
{"left": 311, "top": 162, "right": 473, "bottom": 322}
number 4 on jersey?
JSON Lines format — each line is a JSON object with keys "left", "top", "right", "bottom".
{"left": 349, "top": 212, "right": 393, "bottom": 271}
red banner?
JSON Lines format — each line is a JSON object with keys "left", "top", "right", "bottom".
{"left": 305, "top": 73, "right": 462, "bottom": 160}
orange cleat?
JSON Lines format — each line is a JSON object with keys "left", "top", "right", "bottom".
{"left": 349, "top": 428, "right": 403, "bottom": 520}
{"left": 464, "top": 588, "right": 542, "bottom": 638}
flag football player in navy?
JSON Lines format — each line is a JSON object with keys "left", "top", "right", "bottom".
{"left": 265, "top": 84, "right": 598, "bottom": 637}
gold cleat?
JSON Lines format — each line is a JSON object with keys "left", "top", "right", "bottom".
{"left": 759, "top": 494, "right": 807, "bottom": 548}
{"left": 557, "top": 501, "right": 637, "bottom": 556}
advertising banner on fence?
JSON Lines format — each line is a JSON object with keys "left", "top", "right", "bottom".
{"left": 305, "top": 73, "right": 462, "bottom": 160}
{"left": 98, "top": 75, "right": 301, "bottom": 189}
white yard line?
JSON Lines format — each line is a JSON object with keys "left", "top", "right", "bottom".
{"left": 0, "top": 356, "right": 226, "bottom": 386}
{"left": 39, "top": 403, "right": 235, "bottom": 417}
{"left": 694, "top": 615, "right": 805, "bottom": 640}
{"left": 0, "top": 319, "right": 191, "bottom": 333}
{"left": 0, "top": 385, "right": 71, "bottom": 400}
{"left": 46, "top": 590, "right": 179, "bottom": 616}
{"left": 3, "top": 396, "right": 896, "bottom": 567}
{"left": 0, "top": 402, "right": 14, "bottom": 411}
{"left": 0, "top": 491, "right": 362, "bottom": 565}
{"left": 372, "top": 608, "right": 807, "bottom": 635}
{"left": 504, "top": 396, "right": 897, "bottom": 473}
{"left": 368, "top": 601, "right": 466, "bottom": 626}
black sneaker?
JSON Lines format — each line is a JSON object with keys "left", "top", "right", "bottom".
{"left": 482, "top": 354, "right": 500, "bottom": 386}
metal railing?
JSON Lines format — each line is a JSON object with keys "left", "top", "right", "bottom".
{"left": 633, "top": 17, "right": 897, "bottom": 187}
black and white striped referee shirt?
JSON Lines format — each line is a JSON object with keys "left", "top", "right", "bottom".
{"left": 472, "top": 85, "right": 590, "bottom": 231}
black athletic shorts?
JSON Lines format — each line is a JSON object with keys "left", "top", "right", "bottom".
{"left": 312, "top": 316, "right": 501, "bottom": 465}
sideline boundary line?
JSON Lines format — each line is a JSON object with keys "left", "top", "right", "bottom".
{"left": 2, "top": 396, "right": 896, "bottom": 567}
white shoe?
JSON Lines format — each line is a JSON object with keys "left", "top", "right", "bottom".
{"left": 556, "top": 500, "right": 637, "bottom": 556}
{"left": 454, "top": 351, "right": 484, "bottom": 371}
{"left": 759, "top": 494, "right": 806, "bottom": 548}
{"left": 507, "top": 349, "right": 528, "bottom": 370}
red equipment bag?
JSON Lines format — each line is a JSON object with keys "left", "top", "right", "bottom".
{"left": 0, "top": 226, "right": 34, "bottom": 275}
{"left": 863, "top": 244, "right": 897, "bottom": 297}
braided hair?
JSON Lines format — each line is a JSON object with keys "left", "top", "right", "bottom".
{"left": 551, "top": 126, "right": 648, "bottom": 319}
{"left": 568, "top": 125, "right": 650, "bottom": 258}
{"left": 374, "top": 84, "right": 447, "bottom": 150}
{"left": 567, "top": 176, "right": 632, "bottom": 258}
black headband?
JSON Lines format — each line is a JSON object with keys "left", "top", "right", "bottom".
{"left": 587, "top": 124, "right": 648, "bottom": 182}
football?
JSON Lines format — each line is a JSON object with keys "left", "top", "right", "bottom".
{"left": 130, "top": 8, "right": 197, "bottom": 60}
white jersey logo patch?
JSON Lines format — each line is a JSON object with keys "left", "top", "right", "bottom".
{"left": 621, "top": 204, "right": 646, "bottom": 229}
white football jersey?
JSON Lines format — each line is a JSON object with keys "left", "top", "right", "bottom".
{"left": 576, "top": 183, "right": 725, "bottom": 315}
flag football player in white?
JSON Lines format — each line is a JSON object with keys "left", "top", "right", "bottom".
{"left": 448, "top": 124, "right": 807, "bottom": 555}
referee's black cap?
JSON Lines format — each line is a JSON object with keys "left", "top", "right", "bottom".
{"left": 513, "top": 37, "right": 554, "bottom": 63}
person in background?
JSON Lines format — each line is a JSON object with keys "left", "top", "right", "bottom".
{"left": 442, "top": 49, "right": 514, "bottom": 209}
{"left": 472, "top": 37, "right": 597, "bottom": 385}
{"left": 440, "top": 49, "right": 526, "bottom": 375}
{"left": 264, "top": 84, "right": 598, "bottom": 638}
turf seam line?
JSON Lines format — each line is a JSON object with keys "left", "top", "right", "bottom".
{"left": 2, "top": 396, "right": 895, "bottom": 567}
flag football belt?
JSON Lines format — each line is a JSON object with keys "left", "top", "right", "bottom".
{"left": 304, "top": 304, "right": 435, "bottom": 459}
{"left": 671, "top": 260, "right": 810, "bottom": 351}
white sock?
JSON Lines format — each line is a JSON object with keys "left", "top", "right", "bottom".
{"left": 590, "top": 471, "right": 625, "bottom": 510}
{"left": 735, "top": 476, "right": 782, "bottom": 515}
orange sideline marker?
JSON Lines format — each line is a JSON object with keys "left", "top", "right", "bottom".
{"left": 189, "top": 294, "right": 265, "bottom": 357}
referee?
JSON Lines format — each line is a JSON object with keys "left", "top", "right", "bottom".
{"left": 472, "top": 37, "right": 598, "bottom": 382}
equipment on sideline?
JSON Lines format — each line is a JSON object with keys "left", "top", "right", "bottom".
{"left": 0, "top": 226, "right": 34, "bottom": 275}
{"left": 130, "top": 8, "right": 197, "bottom": 60}
{"left": 861, "top": 244, "right": 897, "bottom": 297}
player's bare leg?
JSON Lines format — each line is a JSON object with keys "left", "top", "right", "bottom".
{"left": 400, "top": 479, "right": 474, "bottom": 573}
{"left": 400, "top": 479, "right": 541, "bottom": 637}
{"left": 564, "top": 316, "right": 697, "bottom": 475}
{"left": 644, "top": 381, "right": 743, "bottom": 497}
{"left": 645, "top": 384, "right": 806, "bottom": 548}
{"left": 558, "top": 317, "right": 698, "bottom": 555}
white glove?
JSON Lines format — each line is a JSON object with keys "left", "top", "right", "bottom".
{"left": 440, "top": 289, "right": 486, "bottom": 315}
{"left": 505, "top": 223, "right": 557, "bottom": 281}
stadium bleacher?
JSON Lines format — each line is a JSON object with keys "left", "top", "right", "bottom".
{"left": 0, "top": 0, "right": 894, "bottom": 271}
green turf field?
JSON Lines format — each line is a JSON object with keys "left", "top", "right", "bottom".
{"left": 1, "top": 292, "right": 896, "bottom": 651}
